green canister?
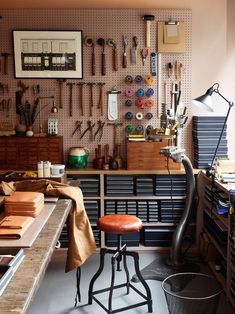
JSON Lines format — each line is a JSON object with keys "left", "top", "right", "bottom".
{"left": 68, "top": 147, "right": 89, "bottom": 168}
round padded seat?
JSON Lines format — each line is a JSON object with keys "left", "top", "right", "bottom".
{"left": 97, "top": 214, "right": 143, "bottom": 234}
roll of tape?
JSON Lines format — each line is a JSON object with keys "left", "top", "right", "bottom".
{"left": 125, "top": 75, "right": 133, "bottom": 84}
{"left": 125, "top": 88, "right": 134, "bottom": 97}
{"left": 136, "top": 112, "right": 143, "bottom": 120}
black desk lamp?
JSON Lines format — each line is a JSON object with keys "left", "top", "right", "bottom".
{"left": 133, "top": 83, "right": 234, "bottom": 282}
{"left": 192, "top": 82, "right": 234, "bottom": 177}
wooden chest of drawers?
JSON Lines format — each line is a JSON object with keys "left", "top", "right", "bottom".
{"left": 127, "top": 141, "right": 181, "bottom": 170}
{"left": 0, "top": 136, "right": 63, "bottom": 170}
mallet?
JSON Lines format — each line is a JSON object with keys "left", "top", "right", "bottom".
{"left": 142, "top": 15, "right": 155, "bottom": 48}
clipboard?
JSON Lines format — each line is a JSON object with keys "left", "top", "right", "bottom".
{"left": 157, "top": 19, "right": 185, "bottom": 53}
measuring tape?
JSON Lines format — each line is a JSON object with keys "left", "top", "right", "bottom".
{"left": 150, "top": 52, "right": 157, "bottom": 76}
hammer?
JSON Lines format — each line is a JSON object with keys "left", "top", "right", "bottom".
{"left": 142, "top": 15, "right": 155, "bottom": 48}
{"left": 87, "top": 82, "right": 96, "bottom": 117}
{"left": 1, "top": 53, "right": 10, "bottom": 75}
{"left": 67, "top": 82, "right": 75, "bottom": 117}
{"left": 107, "top": 122, "right": 123, "bottom": 147}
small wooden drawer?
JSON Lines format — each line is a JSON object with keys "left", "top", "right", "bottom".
{"left": 127, "top": 141, "right": 181, "bottom": 170}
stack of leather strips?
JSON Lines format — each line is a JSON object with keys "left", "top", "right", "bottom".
{"left": 4, "top": 192, "right": 44, "bottom": 218}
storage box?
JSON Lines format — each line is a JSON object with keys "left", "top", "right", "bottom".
{"left": 127, "top": 141, "right": 181, "bottom": 170}
{"left": 143, "top": 226, "right": 175, "bottom": 247}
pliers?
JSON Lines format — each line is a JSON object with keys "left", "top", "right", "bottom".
{"left": 94, "top": 120, "right": 105, "bottom": 142}
{"left": 80, "top": 120, "right": 95, "bottom": 141}
{"left": 141, "top": 48, "right": 149, "bottom": 66}
{"left": 72, "top": 120, "right": 82, "bottom": 137}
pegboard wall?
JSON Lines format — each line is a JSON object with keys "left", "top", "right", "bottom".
{"left": 0, "top": 8, "right": 192, "bottom": 167}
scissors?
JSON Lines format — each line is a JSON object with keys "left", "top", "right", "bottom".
{"left": 141, "top": 48, "right": 149, "bottom": 66}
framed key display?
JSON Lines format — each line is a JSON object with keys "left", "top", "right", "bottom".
{"left": 12, "top": 30, "right": 83, "bottom": 79}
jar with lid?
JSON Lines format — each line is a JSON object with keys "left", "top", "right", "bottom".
{"left": 37, "top": 161, "right": 44, "bottom": 178}
{"left": 43, "top": 161, "right": 51, "bottom": 178}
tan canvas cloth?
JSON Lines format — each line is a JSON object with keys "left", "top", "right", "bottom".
{"left": 0, "top": 179, "right": 96, "bottom": 272}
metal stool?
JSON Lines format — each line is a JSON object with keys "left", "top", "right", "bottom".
{"left": 88, "top": 214, "right": 153, "bottom": 313}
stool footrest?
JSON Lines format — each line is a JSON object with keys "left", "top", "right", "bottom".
{"left": 91, "top": 282, "right": 151, "bottom": 314}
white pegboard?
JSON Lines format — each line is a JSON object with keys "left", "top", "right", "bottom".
{"left": 0, "top": 8, "right": 192, "bottom": 166}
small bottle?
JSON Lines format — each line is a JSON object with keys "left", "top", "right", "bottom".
{"left": 43, "top": 161, "right": 51, "bottom": 178}
{"left": 37, "top": 161, "right": 44, "bottom": 178}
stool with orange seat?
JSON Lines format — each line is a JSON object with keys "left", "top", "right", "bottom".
{"left": 88, "top": 214, "right": 153, "bottom": 313}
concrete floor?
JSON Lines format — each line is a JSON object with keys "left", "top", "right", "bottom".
{"left": 28, "top": 250, "right": 234, "bottom": 314}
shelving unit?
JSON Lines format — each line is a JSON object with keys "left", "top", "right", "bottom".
{"left": 197, "top": 171, "right": 235, "bottom": 310}
{"left": 66, "top": 169, "right": 197, "bottom": 252}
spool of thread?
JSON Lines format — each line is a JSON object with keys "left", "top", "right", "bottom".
{"left": 125, "top": 125, "right": 133, "bottom": 134}
{"left": 135, "top": 98, "right": 145, "bottom": 109}
{"left": 125, "top": 75, "right": 133, "bottom": 84}
{"left": 134, "top": 75, "right": 143, "bottom": 83}
{"left": 145, "top": 99, "right": 154, "bottom": 108}
{"left": 135, "top": 125, "right": 144, "bottom": 133}
{"left": 125, "top": 99, "right": 133, "bottom": 107}
{"left": 136, "top": 112, "right": 143, "bottom": 120}
{"left": 146, "top": 88, "right": 154, "bottom": 97}
{"left": 135, "top": 88, "right": 145, "bottom": 97}
{"left": 125, "top": 88, "right": 134, "bottom": 97}
{"left": 125, "top": 112, "right": 133, "bottom": 120}
{"left": 146, "top": 112, "right": 153, "bottom": 120}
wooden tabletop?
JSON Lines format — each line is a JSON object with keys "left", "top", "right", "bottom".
{"left": 0, "top": 199, "right": 72, "bottom": 314}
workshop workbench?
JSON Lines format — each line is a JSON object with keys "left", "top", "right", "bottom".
{"left": 0, "top": 199, "right": 72, "bottom": 314}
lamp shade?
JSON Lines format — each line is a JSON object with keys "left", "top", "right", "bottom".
{"left": 192, "top": 93, "right": 214, "bottom": 112}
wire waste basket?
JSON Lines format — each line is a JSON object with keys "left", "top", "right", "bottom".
{"left": 162, "top": 272, "right": 222, "bottom": 314}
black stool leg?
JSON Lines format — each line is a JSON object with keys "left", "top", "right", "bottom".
{"left": 123, "top": 248, "right": 130, "bottom": 294}
{"left": 88, "top": 248, "right": 106, "bottom": 304}
{"left": 131, "top": 252, "right": 153, "bottom": 313}
{"left": 116, "top": 234, "right": 122, "bottom": 271}
{"left": 108, "top": 254, "right": 116, "bottom": 313}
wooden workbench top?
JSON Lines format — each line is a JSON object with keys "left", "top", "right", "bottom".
{"left": 0, "top": 199, "right": 72, "bottom": 314}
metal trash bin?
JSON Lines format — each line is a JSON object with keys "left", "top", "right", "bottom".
{"left": 162, "top": 272, "right": 222, "bottom": 314}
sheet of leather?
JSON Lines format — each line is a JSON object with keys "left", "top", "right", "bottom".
{"left": 0, "top": 215, "right": 34, "bottom": 229}
{"left": 4, "top": 191, "right": 44, "bottom": 205}
{"left": 0, "top": 179, "right": 96, "bottom": 272}
{"left": 0, "top": 216, "right": 34, "bottom": 239}
{"left": 0, "top": 203, "right": 55, "bottom": 246}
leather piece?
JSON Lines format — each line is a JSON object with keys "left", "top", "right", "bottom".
{"left": 97, "top": 214, "right": 143, "bottom": 234}
{"left": 4, "top": 192, "right": 45, "bottom": 217}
